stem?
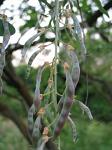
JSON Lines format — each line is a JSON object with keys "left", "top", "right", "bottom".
{"left": 54, "top": 0, "right": 59, "bottom": 111}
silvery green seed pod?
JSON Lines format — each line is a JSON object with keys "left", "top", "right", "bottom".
{"left": 1, "top": 19, "right": 10, "bottom": 53}
{"left": 43, "top": 85, "right": 54, "bottom": 123}
{"left": 32, "top": 116, "right": 41, "bottom": 139}
{"left": 71, "top": 14, "right": 87, "bottom": 60}
{"left": 53, "top": 68, "right": 74, "bottom": 139}
{"left": 36, "top": 136, "right": 49, "bottom": 150}
{"left": 68, "top": 51, "right": 80, "bottom": 88}
{"left": 74, "top": 100, "right": 93, "bottom": 120}
{"left": 58, "top": 48, "right": 80, "bottom": 111}
{"left": 0, "top": 53, "right": 5, "bottom": 94}
{"left": 34, "top": 66, "right": 44, "bottom": 108}
{"left": 28, "top": 104, "right": 35, "bottom": 133}
{"left": 0, "top": 53, "right": 5, "bottom": 76}
{"left": 22, "top": 30, "right": 45, "bottom": 58}
{"left": 26, "top": 49, "right": 43, "bottom": 78}
{"left": 68, "top": 116, "right": 78, "bottom": 143}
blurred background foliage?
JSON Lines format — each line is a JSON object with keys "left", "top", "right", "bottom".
{"left": 0, "top": 0, "right": 112, "bottom": 150}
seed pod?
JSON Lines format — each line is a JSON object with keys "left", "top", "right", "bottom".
{"left": 32, "top": 116, "right": 41, "bottom": 139}
{"left": 28, "top": 104, "right": 36, "bottom": 133}
{"left": 68, "top": 51, "right": 80, "bottom": 88}
{"left": 68, "top": 116, "right": 78, "bottom": 143}
{"left": 0, "top": 53, "right": 5, "bottom": 76}
{"left": 34, "top": 66, "right": 44, "bottom": 109}
{"left": 28, "top": 66, "right": 44, "bottom": 134}
{"left": 58, "top": 47, "right": 80, "bottom": 111}
{"left": 26, "top": 49, "right": 43, "bottom": 78}
{"left": 53, "top": 69, "right": 74, "bottom": 139}
{"left": 36, "top": 136, "right": 49, "bottom": 150}
{"left": 43, "top": 85, "right": 53, "bottom": 122}
{"left": 1, "top": 18, "right": 10, "bottom": 53}
{"left": 71, "top": 14, "right": 87, "bottom": 60}
{"left": 74, "top": 100, "right": 93, "bottom": 120}
{"left": 0, "top": 53, "right": 5, "bottom": 94}
{"left": 22, "top": 30, "right": 45, "bottom": 58}
{"left": 59, "top": 45, "right": 72, "bottom": 68}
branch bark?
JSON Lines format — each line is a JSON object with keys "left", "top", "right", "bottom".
{"left": 0, "top": 101, "right": 32, "bottom": 144}
{"left": 3, "top": 59, "right": 33, "bottom": 107}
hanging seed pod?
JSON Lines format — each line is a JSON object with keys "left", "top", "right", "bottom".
{"left": 0, "top": 16, "right": 10, "bottom": 53}
{"left": 0, "top": 53, "right": 5, "bottom": 76}
{"left": 0, "top": 52, "right": 5, "bottom": 94}
{"left": 32, "top": 107, "right": 45, "bottom": 140}
{"left": 71, "top": 14, "right": 87, "bottom": 60}
{"left": 28, "top": 104, "right": 36, "bottom": 133}
{"left": 58, "top": 45, "right": 80, "bottom": 111}
{"left": 36, "top": 135, "right": 49, "bottom": 150}
{"left": 22, "top": 28, "right": 46, "bottom": 58}
{"left": 34, "top": 66, "right": 44, "bottom": 109}
{"left": 68, "top": 116, "right": 78, "bottom": 143}
{"left": 68, "top": 50, "right": 80, "bottom": 88}
{"left": 26, "top": 49, "right": 44, "bottom": 78}
{"left": 43, "top": 84, "right": 53, "bottom": 123}
{"left": 74, "top": 100, "right": 93, "bottom": 120}
{"left": 0, "top": 16, "right": 11, "bottom": 94}
{"left": 32, "top": 116, "right": 41, "bottom": 139}
{"left": 59, "top": 45, "right": 72, "bottom": 67}
{"left": 53, "top": 64, "right": 74, "bottom": 139}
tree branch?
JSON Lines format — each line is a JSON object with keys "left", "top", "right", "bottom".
{"left": 4, "top": 64, "right": 33, "bottom": 107}
{"left": 0, "top": 101, "right": 32, "bottom": 144}
{"left": 87, "top": 1, "right": 112, "bottom": 26}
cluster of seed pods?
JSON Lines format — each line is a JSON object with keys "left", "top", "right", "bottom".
{"left": 25, "top": 0, "right": 93, "bottom": 148}
{"left": 52, "top": 44, "right": 93, "bottom": 142}
{"left": 27, "top": 62, "right": 53, "bottom": 149}
{"left": 64, "top": 0, "right": 87, "bottom": 61}
{"left": 52, "top": 44, "right": 80, "bottom": 139}
{"left": 0, "top": 14, "right": 10, "bottom": 94}
{"left": 28, "top": 66, "right": 44, "bottom": 134}
{"left": 27, "top": 42, "right": 92, "bottom": 146}
{"left": 53, "top": 62, "right": 75, "bottom": 139}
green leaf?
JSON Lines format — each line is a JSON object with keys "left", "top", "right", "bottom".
{"left": 0, "top": 19, "right": 15, "bottom": 36}
{"left": 93, "top": 0, "right": 109, "bottom": 17}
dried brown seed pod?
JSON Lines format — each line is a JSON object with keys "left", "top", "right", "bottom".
{"left": 42, "top": 127, "right": 49, "bottom": 135}
{"left": 40, "top": 94, "right": 43, "bottom": 100}
{"left": 63, "top": 62, "right": 70, "bottom": 71}
{"left": 38, "top": 107, "right": 45, "bottom": 116}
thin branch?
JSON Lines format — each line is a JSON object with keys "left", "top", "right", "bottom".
{"left": 87, "top": 1, "right": 112, "bottom": 26}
